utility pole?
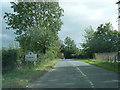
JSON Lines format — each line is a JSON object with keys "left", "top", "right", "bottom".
{"left": 118, "top": 0, "right": 120, "bottom": 32}
{"left": 117, "top": 0, "right": 120, "bottom": 31}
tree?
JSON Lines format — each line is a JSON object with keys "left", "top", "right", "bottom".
{"left": 82, "top": 23, "right": 119, "bottom": 58}
{"left": 64, "top": 37, "right": 76, "bottom": 48}
{"left": 81, "top": 26, "right": 95, "bottom": 58}
{"left": 4, "top": 1, "right": 64, "bottom": 53}
{"left": 94, "top": 23, "right": 118, "bottom": 52}
{"left": 19, "top": 26, "right": 58, "bottom": 53}
{"left": 61, "top": 37, "right": 79, "bottom": 59}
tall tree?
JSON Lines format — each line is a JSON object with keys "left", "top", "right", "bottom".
{"left": 82, "top": 23, "right": 119, "bottom": 58}
{"left": 4, "top": 1, "right": 64, "bottom": 53}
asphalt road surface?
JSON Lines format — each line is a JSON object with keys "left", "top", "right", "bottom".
{"left": 28, "top": 59, "right": 119, "bottom": 88}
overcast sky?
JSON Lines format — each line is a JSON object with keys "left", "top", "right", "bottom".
{"left": 0, "top": 0, "right": 118, "bottom": 48}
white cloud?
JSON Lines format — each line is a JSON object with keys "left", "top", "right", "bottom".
{"left": 59, "top": 0, "right": 118, "bottom": 47}
{"left": 1, "top": 0, "right": 118, "bottom": 48}
{"left": 0, "top": 0, "right": 13, "bottom": 2}
{"left": 1, "top": 34, "right": 12, "bottom": 39}
{"left": 59, "top": 0, "right": 117, "bottom": 3}
{"left": 89, "top": 9, "right": 105, "bottom": 20}
{"left": 112, "top": 22, "right": 118, "bottom": 30}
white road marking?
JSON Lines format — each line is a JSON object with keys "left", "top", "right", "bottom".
{"left": 76, "top": 67, "right": 87, "bottom": 77}
{"left": 69, "top": 61, "right": 95, "bottom": 88}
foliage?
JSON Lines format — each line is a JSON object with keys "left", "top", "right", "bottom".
{"left": 2, "top": 49, "right": 18, "bottom": 71}
{"left": 2, "top": 48, "right": 27, "bottom": 73}
{"left": 3, "top": 2, "right": 64, "bottom": 70}
{"left": 118, "top": 33, "right": 120, "bottom": 51}
{"left": 2, "top": 36, "right": 61, "bottom": 73}
{"left": 4, "top": 2, "right": 64, "bottom": 53}
{"left": 61, "top": 37, "right": 79, "bottom": 59}
{"left": 4, "top": 2, "right": 64, "bottom": 34}
{"left": 81, "top": 23, "right": 119, "bottom": 58}
{"left": 19, "top": 26, "right": 58, "bottom": 53}
{"left": 3, "top": 2, "right": 63, "bottom": 88}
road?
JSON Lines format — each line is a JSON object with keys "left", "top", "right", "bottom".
{"left": 28, "top": 59, "right": 119, "bottom": 88}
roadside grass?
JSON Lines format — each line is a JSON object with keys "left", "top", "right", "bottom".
{"left": 2, "top": 59, "right": 57, "bottom": 88}
{"left": 71, "top": 59, "right": 119, "bottom": 74}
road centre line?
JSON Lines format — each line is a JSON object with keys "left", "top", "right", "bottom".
{"left": 69, "top": 61, "right": 95, "bottom": 88}
{"left": 76, "top": 67, "right": 87, "bottom": 77}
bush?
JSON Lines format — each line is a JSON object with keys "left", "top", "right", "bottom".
{"left": 17, "top": 49, "right": 27, "bottom": 68}
{"left": 2, "top": 47, "right": 58, "bottom": 73}
{"left": 37, "top": 50, "right": 58, "bottom": 62}
{"left": 2, "top": 49, "right": 18, "bottom": 72}
{"left": 45, "top": 50, "right": 55, "bottom": 60}
{"left": 37, "top": 53, "right": 45, "bottom": 62}
{"left": 2, "top": 48, "right": 27, "bottom": 73}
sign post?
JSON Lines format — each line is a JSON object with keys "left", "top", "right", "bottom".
{"left": 25, "top": 52, "right": 37, "bottom": 61}
{"left": 25, "top": 52, "right": 37, "bottom": 68}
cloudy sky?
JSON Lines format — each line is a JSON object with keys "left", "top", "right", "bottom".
{"left": 0, "top": 0, "right": 118, "bottom": 48}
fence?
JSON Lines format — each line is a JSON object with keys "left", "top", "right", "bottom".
{"left": 94, "top": 52, "right": 119, "bottom": 62}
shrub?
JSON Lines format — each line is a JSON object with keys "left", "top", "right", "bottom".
{"left": 2, "top": 49, "right": 18, "bottom": 72}
{"left": 45, "top": 50, "right": 55, "bottom": 60}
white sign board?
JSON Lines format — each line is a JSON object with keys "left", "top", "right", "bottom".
{"left": 25, "top": 52, "right": 37, "bottom": 61}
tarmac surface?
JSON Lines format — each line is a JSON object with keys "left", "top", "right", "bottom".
{"left": 28, "top": 59, "right": 119, "bottom": 88}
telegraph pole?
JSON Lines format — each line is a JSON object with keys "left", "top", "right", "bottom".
{"left": 117, "top": 0, "right": 120, "bottom": 31}
{"left": 118, "top": 0, "right": 120, "bottom": 31}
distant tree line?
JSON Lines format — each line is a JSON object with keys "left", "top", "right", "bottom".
{"left": 60, "top": 23, "right": 119, "bottom": 59}
{"left": 82, "top": 23, "right": 119, "bottom": 58}
{"left": 60, "top": 37, "right": 79, "bottom": 59}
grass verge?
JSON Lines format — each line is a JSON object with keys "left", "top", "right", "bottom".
{"left": 2, "top": 59, "right": 57, "bottom": 88}
{"left": 72, "top": 59, "right": 119, "bottom": 74}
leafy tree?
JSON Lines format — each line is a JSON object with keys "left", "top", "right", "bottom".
{"left": 4, "top": 2, "right": 64, "bottom": 53}
{"left": 19, "top": 26, "right": 58, "bottom": 53}
{"left": 94, "top": 23, "right": 118, "bottom": 52}
{"left": 82, "top": 23, "right": 119, "bottom": 58}
{"left": 64, "top": 37, "right": 76, "bottom": 47}
{"left": 61, "top": 37, "right": 79, "bottom": 59}
{"left": 81, "top": 26, "right": 95, "bottom": 58}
